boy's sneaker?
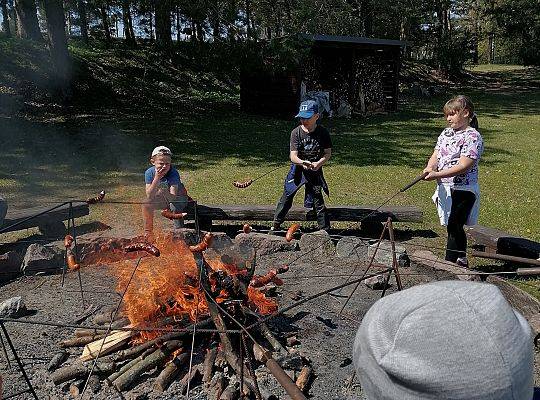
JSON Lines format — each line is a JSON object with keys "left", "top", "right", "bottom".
{"left": 456, "top": 257, "right": 469, "bottom": 268}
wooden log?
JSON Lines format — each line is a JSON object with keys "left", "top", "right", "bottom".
{"left": 81, "top": 327, "right": 135, "bottom": 361}
{"left": 208, "top": 372, "right": 226, "bottom": 400}
{"left": 295, "top": 366, "right": 313, "bottom": 392}
{"left": 220, "top": 381, "right": 239, "bottom": 400}
{"left": 1, "top": 203, "right": 89, "bottom": 234}
{"left": 75, "top": 328, "right": 101, "bottom": 337}
{"left": 113, "top": 340, "right": 183, "bottom": 391}
{"left": 466, "top": 224, "right": 540, "bottom": 258}
{"left": 47, "top": 350, "right": 69, "bottom": 372}
{"left": 154, "top": 352, "right": 189, "bottom": 393}
{"left": 203, "top": 347, "right": 218, "bottom": 384}
{"left": 69, "top": 379, "right": 84, "bottom": 397}
{"left": 107, "top": 347, "right": 156, "bottom": 383}
{"left": 178, "top": 364, "right": 203, "bottom": 394}
{"left": 59, "top": 334, "right": 106, "bottom": 348}
{"left": 471, "top": 250, "right": 540, "bottom": 266}
{"left": 184, "top": 204, "right": 423, "bottom": 223}
{"left": 51, "top": 361, "right": 116, "bottom": 385}
{"left": 87, "top": 374, "right": 101, "bottom": 393}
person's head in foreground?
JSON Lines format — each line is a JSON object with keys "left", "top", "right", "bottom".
{"left": 353, "top": 280, "right": 533, "bottom": 400}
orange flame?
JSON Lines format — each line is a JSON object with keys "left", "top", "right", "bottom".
{"left": 107, "top": 231, "right": 278, "bottom": 343}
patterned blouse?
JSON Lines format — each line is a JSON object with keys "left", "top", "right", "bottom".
{"left": 435, "top": 127, "right": 484, "bottom": 186}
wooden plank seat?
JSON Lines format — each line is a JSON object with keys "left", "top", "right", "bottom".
{"left": 1, "top": 203, "right": 90, "bottom": 236}
{"left": 184, "top": 204, "right": 422, "bottom": 226}
{"left": 466, "top": 224, "right": 540, "bottom": 260}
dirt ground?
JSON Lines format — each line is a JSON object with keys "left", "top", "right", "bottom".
{"left": 0, "top": 229, "right": 539, "bottom": 399}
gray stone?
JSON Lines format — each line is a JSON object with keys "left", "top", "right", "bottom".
{"left": 298, "top": 230, "right": 335, "bottom": 259}
{"left": 368, "top": 240, "right": 410, "bottom": 268}
{"left": 364, "top": 274, "right": 388, "bottom": 290}
{"left": 336, "top": 237, "right": 370, "bottom": 260}
{"left": 207, "top": 231, "right": 233, "bottom": 250}
{"left": 277, "top": 352, "right": 304, "bottom": 371}
{"left": 234, "top": 232, "right": 297, "bottom": 256}
{"left": 21, "top": 243, "right": 63, "bottom": 274}
{"left": 0, "top": 251, "right": 23, "bottom": 275}
{"left": 0, "top": 296, "right": 27, "bottom": 317}
{"left": 0, "top": 195, "right": 7, "bottom": 225}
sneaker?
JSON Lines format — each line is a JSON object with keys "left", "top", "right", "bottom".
{"left": 456, "top": 257, "right": 469, "bottom": 268}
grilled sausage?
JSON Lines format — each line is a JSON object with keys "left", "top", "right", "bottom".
{"left": 86, "top": 190, "right": 106, "bottom": 204}
{"left": 285, "top": 223, "right": 300, "bottom": 242}
{"left": 242, "top": 224, "right": 252, "bottom": 234}
{"left": 189, "top": 233, "right": 213, "bottom": 252}
{"left": 161, "top": 209, "right": 187, "bottom": 220}
{"left": 64, "top": 234, "right": 74, "bottom": 248}
{"left": 124, "top": 242, "right": 161, "bottom": 257}
{"left": 232, "top": 179, "right": 253, "bottom": 189}
{"left": 66, "top": 251, "right": 80, "bottom": 270}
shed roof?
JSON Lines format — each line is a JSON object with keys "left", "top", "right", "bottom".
{"left": 301, "top": 34, "right": 406, "bottom": 47}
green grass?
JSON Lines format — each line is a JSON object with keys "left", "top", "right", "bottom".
{"left": 1, "top": 42, "right": 539, "bottom": 261}
{"left": 466, "top": 64, "right": 529, "bottom": 72}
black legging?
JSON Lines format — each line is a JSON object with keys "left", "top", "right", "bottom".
{"left": 446, "top": 189, "right": 476, "bottom": 262}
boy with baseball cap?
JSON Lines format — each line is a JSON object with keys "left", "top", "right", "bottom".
{"left": 142, "top": 146, "right": 189, "bottom": 241}
{"left": 271, "top": 99, "right": 332, "bottom": 232}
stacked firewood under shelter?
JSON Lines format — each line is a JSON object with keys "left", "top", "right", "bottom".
{"left": 48, "top": 232, "right": 312, "bottom": 399}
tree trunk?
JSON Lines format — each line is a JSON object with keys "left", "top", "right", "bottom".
{"left": 488, "top": 32, "right": 494, "bottom": 64}
{"left": 99, "top": 3, "right": 111, "bottom": 46}
{"left": 361, "top": 0, "right": 372, "bottom": 37}
{"left": 14, "top": 0, "right": 42, "bottom": 40}
{"left": 196, "top": 19, "right": 203, "bottom": 42}
{"left": 175, "top": 5, "right": 180, "bottom": 42}
{"left": 1, "top": 0, "right": 11, "bottom": 36}
{"left": 76, "top": 0, "right": 87, "bottom": 44}
{"left": 245, "top": 0, "right": 252, "bottom": 39}
{"left": 154, "top": 0, "right": 171, "bottom": 49}
{"left": 121, "top": 0, "right": 135, "bottom": 46}
{"left": 43, "top": 0, "right": 71, "bottom": 95}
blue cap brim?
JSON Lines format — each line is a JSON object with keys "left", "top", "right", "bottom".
{"left": 295, "top": 111, "right": 315, "bottom": 119}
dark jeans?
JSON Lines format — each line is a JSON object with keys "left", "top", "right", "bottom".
{"left": 273, "top": 183, "right": 330, "bottom": 230}
{"left": 446, "top": 189, "right": 476, "bottom": 262}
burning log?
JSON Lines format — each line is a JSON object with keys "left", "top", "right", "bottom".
{"left": 202, "top": 347, "right": 218, "bottom": 385}
{"left": 208, "top": 372, "right": 226, "bottom": 399}
{"left": 51, "top": 360, "right": 116, "bottom": 385}
{"left": 178, "top": 364, "right": 203, "bottom": 395}
{"left": 113, "top": 340, "right": 183, "bottom": 391}
{"left": 154, "top": 352, "right": 189, "bottom": 392}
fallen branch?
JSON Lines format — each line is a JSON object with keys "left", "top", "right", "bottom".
{"left": 154, "top": 352, "right": 189, "bottom": 393}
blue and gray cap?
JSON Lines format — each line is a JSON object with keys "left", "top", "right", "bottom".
{"left": 295, "top": 100, "right": 319, "bottom": 119}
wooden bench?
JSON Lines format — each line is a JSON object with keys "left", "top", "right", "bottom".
{"left": 466, "top": 224, "right": 540, "bottom": 260}
{"left": 184, "top": 204, "right": 422, "bottom": 228}
{"left": 1, "top": 203, "right": 90, "bottom": 236}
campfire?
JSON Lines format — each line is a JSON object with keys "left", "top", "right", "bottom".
{"left": 48, "top": 231, "right": 312, "bottom": 399}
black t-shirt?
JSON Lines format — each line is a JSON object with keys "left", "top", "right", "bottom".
{"left": 289, "top": 125, "right": 332, "bottom": 162}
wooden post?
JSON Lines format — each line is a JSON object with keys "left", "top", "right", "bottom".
{"left": 387, "top": 218, "right": 403, "bottom": 291}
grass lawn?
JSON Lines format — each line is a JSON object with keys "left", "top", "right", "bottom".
{"left": 1, "top": 58, "right": 539, "bottom": 269}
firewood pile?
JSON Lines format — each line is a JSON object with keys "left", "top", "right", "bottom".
{"left": 47, "top": 232, "right": 313, "bottom": 399}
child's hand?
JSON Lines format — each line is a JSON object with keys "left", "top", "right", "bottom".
{"left": 424, "top": 171, "right": 439, "bottom": 181}
{"left": 423, "top": 166, "right": 434, "bottom": 174}
{"left": 155, "top": 166, "right": 168, "bottom": 179}
{"left": 310, "top": 161, "right": 322, "bottom": 171}
{"left": 302, "top": 160, "right": 313, "bottom": 170}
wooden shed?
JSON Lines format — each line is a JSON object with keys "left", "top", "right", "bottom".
{"left": 240, "top": 34, "right": 406, "bottom": 117}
